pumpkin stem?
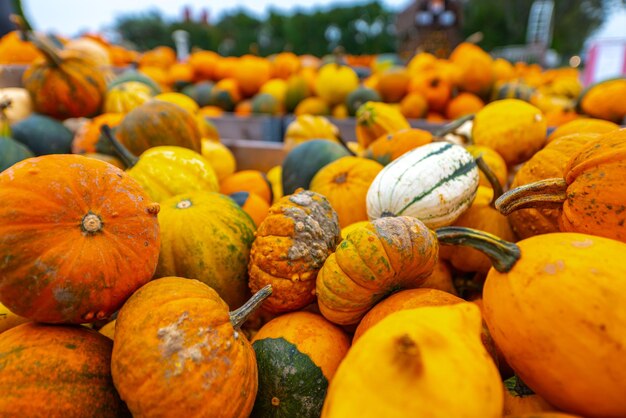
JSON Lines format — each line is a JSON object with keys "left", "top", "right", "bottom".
{"left": 504, "top": 375, "right": 536, "bottom": 397}
{"left": 434, "top": 113, "right": 474, "bottom": 139}
{"left": 11, "top": 15, "right": 62, "bottom": 67}
{"left": 81, "top": 213, "right": 103, "bottom": 234}
{"left": 475, "top": 155, "right": 504, "bottom": 205}
{"left": 394, "top": 333, "right": 423, "bottom": 374}
{"left": 495, "top": 178, "right": 567, "bottom": 215}
{"left": 336, "top": 134, "right": 357, "bottom": 156}
{"left": 435, "top": 226, "right": 520, "bottom": 273}
{"left": 100, "top": 124, "right": 140, "bottom": 168}
{"left": 229, "top": 285, "right": 272, "bottom": 329}
{"left": 9, "top": 2, "right": 33, "bottom": 32}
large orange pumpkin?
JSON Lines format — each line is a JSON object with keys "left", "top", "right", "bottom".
{"left": 22, "top": 34, "right": 107, "bottom": 119}
{"left": 0, "top": 155, "right": 160, "bottom": 323}
{"left": 112, "top": 277, "right": 271, "bottom": 418}
{"left": 0, "top": 323, "right": 129, "bottom": 417}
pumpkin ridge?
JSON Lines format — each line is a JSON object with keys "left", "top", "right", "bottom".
{"left": 336, "top": 242, "right": 389, "bottom": 292}
{"left": 565, "top": 149, "right": 626, "bottom": 185}
{"left": 397, "top": 159, "right": 477, "bottom": 215}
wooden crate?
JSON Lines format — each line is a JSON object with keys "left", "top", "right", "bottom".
{"left": 207, "top": 114, "right": 283, "bottom": 142}
{"left": 222, "top": 138, "right": 286, "bottom": 172}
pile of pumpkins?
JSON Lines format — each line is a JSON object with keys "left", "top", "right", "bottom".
{"left": 1, "top": 25, "right": 626, "bottom": 418}
{"left": 1, "top": 27, "right": 625, "bottom": 127}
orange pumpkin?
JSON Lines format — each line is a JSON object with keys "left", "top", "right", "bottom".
{"left": 399, "top": 92, "right": 428, "bottom": 119}
{"left": 139, "top": 46, "right": 176, "bottom": 69}
{"left": 465, "top": 145, "right": 508, "bottom": 189}
{"left": 189, "top": 50, "right": 219, "bottom": 81}
{"left": 353, "top": 288, "right": 464, "bottom": 342}
{"left": 22, "top": 34, "right": 107, "bottom": 119}
{"left": 230, "top": 191, "right": 270, "bottom": 227}
{"left": 71, "top": 113, "right": 124, "bottom": 154}
{"left": 446, "top": 92, "right": 485, "bottom": 120}
{"left": 272, "top": 52, "right": 301, "bottom": 80}
{"left": 376, "top": 67, "right": 411, "bottom": 103}
{"left": 112, "top": 277, "right": 271, "bottom": 418}
{"left": 546, "top": 117, "right": 619, "bottom": 143}
{"left": 0, "top": 155, "right": 160, "bottom": 323}
{"left": 500, "top": 130, "right": 626, "bottom": 242}
{"left": 220, "top": 170, "right": 273, "bottom": 204}
{"left": 248, "top": 190, "right": 341, "bottom": 313}
{"left": 167, "top": 62, "right": 194, "bottom": 87}
{"left": 310, "top": 156, "right": 383, "bottom": 228}
{"left": 420, "top": 259, "right": 457, "bottom": 295}
{"left": 408, "top": 71, "right": 451, "bottom": 112}
{"left": 0, "top": 31, "right": 42, "bottom": 64}
{"left": 449, "top": 42, "right": 495, "bottom": 96}
{"left": 234, "top": 56, "right": 272, "bottom": 97}
{"left": 0, "top": 323, "right": 128, "bottom": 417}
{"left": 116, "top": 99, "right": 202, "bottom": 156}
{"left": 364, "top": 128, "right": 432, "bottom": 165}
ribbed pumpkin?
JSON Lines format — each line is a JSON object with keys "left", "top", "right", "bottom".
{"left": 248, "top": 190, "right": 341, "bottom": 313}
{"left": 546, "top": 117, "right": 619, "bottom": 143}
{"left": 498, "top": 129, "right": 626, "bottom": 242}
{"left": 103, "top": 81, "right": 153, "bottom": 114}
{"left": 0, "top": 155, "right": 160, "bottom": 324}
{"left": 71, "top": 113, "right": 124, "bottom": 154}
{"left": 82, "top": 153, "right": 124, "bottom": 169}
{"left": 108, "top": 68, "right": 162, "bottom": 95}
{"left": 310, "top": 156, "right": 383, "bottom": 228}
{"left": 366, "top": 142, "right": 479, "bottom": 229}
{"left": 251, "top": 311, "right": 350, "bottom": 418}
{"left": 0, "top": 323, "right": 129, "bottom": 417}
{"left": 11, "top": 113, "right": 74, "bottom": 155}
{"left": 355, "top": 101, "right": 411, "bottom": 149}
{"left": 353, "top": 288, "right": 464, "bottom": 343}
{"left": 577, "top": 77, "right": 626, "bottom": 123}
{"left": 472, "top": 99, "right": 547, "bottom": 166}
{"left": 505, "top": 132, "right": 600, "bottom": 239}
{"left": 465, "top": 145, "right": 508, "bottom": 189}
{"left": 103, "top": 126, "right": 219, "bottom": 202}
{"left": 283, "top": 115, "right": 340, "bottom": 150}
{"left": 115, "top": 99, "right": 202, "bottom": 156}
{"left": 22, "top": 34, "right": 106, "bottom": 119}
{"left": 294, "top": 97, "right": 331, "bottom": 116}
{"left": 322, "top": 304, "right": 503, "bottom": 418}
{"left": 364, "top": 128, "right": 432, "bottom": 165}
{"left": 483, "top": 233, "right": 626, "bottom": 418}
{"left": 282, "top": 139, "right": 351, "bottom": 195}
{"left": 220, "top": 170, "right": 273, "bottom": 204}
{"left": 156, "top": 192, "right": 255, "bottom": 309}
{"left": 408, "top": 71, "right": 451, "bottom": 112}
{"left": 316, "top": 216, "right": 520, "bottom": 325}
{"left": 230, "top": 191, "right": 271, "bottom": 227}
{"left": 0, "top": 136, "right": 33, "bottom": 172}
{"left": 444, "top": 186, "right": 516, "bottom": 274}
{"left": 112, "top": 277, "right": 271, "bottom": 418}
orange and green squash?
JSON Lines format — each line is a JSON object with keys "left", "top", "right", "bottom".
{"left": 112, "top": 277, "right": 271, "bottom": 418}
{"left": 0, "top": 323, "right": 129, "bottom": 417}
{"left": 181, "top": 81, "right": 214, "bottom": 107}
{"left": 355, "top": 101, "right": 410, "bottom": 150}
{"left": 0, "top": 154, "right": 160, "bottom": 323}
{"left": 156, "top": 192, "right": 256, "bottom": 309}
{"left": 346, "top": 87, "right": 382, "bottom": 117}
{"left": 248, "top": 189, "right": 341, "bottom": 313}
{"left": 284, "top": 75, "right": 312, "bottom": 113}
{"left": 71, "top": 112, "right": 124, "bottom": 155}
{"left": 251, "top": 311, "right": 350, "bottom": 418}
{"left": 103, "top": 81, "right": 153, "bottom": 114}
{"left": 108, "top": 68, "right": 162, "bottom": 95}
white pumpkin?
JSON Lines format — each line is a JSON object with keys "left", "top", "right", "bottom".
{"left": 366, "top": 142, "right": 479, "bottom": 228}
{"left": 0, "top": 88, "right": 32, "bottom": 123}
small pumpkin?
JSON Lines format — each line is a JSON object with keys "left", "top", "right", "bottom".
{"left": 220, "top": 170, "right": 273, "bottom": 204}
{"left": 449, "top": 42, "right": 495, "bottom": 96}
{"left": 0, "top": 323, "right": 129, "bottom": 417}
{"left": 577, "top": 77, "right": 626, "bottom": 123}
{"left": 376, "top": 67, "right": 411, "bottom": 103}
{"left": 310, "top": 156, "right": 383, "bottom": 228}
{"left": 71, "top": 112, "right": 124, "bottom": 154}
{"left": 251, "top": 93, "right": 281, "bottom": 115}
{"left": 546, "top": 117, "right": 619, "bottom": 143}
{"left": 154, "top": 92, "right": 200, "bottom": 115}
{"left": 472, "top": 99, "right": 547, "bottom": 166}
{"left": 355, "top": 101, "right": 411, "bottom": 150}
{"left": 112, "top": 277, "right": 271, "bottom": 418}
{"left": 115, "top": 99, "right": 202, "bottom": 156}
{"left": 266, "top": 165, "right": 283, "bottom": 204}
{"left": 316, "top": 216, "right": 520, "bottom": 325}
{"left": 156, "top": 192, "right": 256, "bottom": 309}
{"left": 201, "top": 140, "right": 237, "bottom": 182}
{"left": 181, "top": 81, "right": 214, "bottom": 107}
{"left": 108, "top": 68, "right": 162, "bottom": 95}
{"left": 408, "top": 71, "right": 451, "bottom": 112}
{"left": 0, "top": 155, "right": 160, "bottom": 323}
{"left": 103, "top": 126, "right": 219, "bottom": 202}
{"left": 465, "top": 145, "right": 508, "bottom": 189}
{"left": 322, "top": 304, "right": 503, "bottom": 417}
{"left": 497, "top": 129, "right": 626, "bottom": 243}
{"left": 251, "top": 311, "right": 350, "bottom": 418}
{"left": 420, "top": 259, "right": 457, "bottom": 295}
{"left": 0, "top": 136, "right": 33, "bottom": 172}
{"left": 345, "top": 87, "right": 382, "bottom": 117}
{"left": 503, "top": 376, "right": 556, "bottom": 416}
{"left": 353, "top": 288, "right": 464, "bottom": 343}
{"left": 0, "top": 87, "right": 33, "bottom": 123}
{"left": 188, "top": 50, "right": 219, "bottom": 81}
{"left": 294, "top": 97, "right": 331, "bottom": 116}
{"left": 483, "top": 232, "right": 626, "bottom": 417}
{"left": 248, "top": 190, "right": 341, "bottom": 313}
{"left": 284, "top": 75, "right": 312, "bottom": 113}
{"left": 103, "top": 81, "right": 153, "bottom": 114}
{"left": 281, "top": 139, "right": 351, "bottom": 195}
{"left": 283, "top": 115, "right": 340, "bottom": 150}
{"left": 446, "top": 92, "right": 485, "bottom": 120}
{"left": 366, "top": 142, "right": 479, "bottom": 229}
{"left": 234, "top": 56, "right": 272, "bottom": 98}
{"left": 0, "top": 31, "right": 42, "bottom": 64}
{"left": 314, "top": 63, "right": 359, "bottom": 106}
{"left": 399, "top": 92, "right": 428, "bottom": 119}
{"left": 22, "top": 33, "right": 106, "bottom": 119}
{"left": 230, "top": 191, "right": 271, "bottom": 227}
{"left": 364, "top": 128, "right": 432, "bottom": 165}
{"left": 11, "top": 113, "right": 74, "bottom": 155}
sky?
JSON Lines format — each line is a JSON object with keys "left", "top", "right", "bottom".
{"left": 22, "top": 0, "right": 626, "bottom": 42}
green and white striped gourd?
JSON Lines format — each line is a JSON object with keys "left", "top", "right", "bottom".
{"left": 366, "top": 142, "right": 479, "bottom": 228}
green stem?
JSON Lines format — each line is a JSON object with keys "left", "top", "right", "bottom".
{"left": 9, "top": 1, "right": 32, "bottom": 32}
{"left": 436, "top": 226, "right": 520, "bottom": 273}
{"left": 11, "top": 14, "right": 62, "bottom": 67}
{"left": 475, "top": 155, "right": 504, "bottom": 206}
{"left": 495, "top": 178, "right": 567, "bottom": 216}
{"left": 434, "top": 113, "right": 475, "bottom": 139}
{"left": 100, "top": 124, "right": 139, "bottom": 168}
{"left": 229, "top": 285, "right": 272, "bottom": 329}
{"left": 504, "top": 375, "right": 535, "bottom": 397}
{"left": 336, "top": 134, "right": 356, "bottom": 156}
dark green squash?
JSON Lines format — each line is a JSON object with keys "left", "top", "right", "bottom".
{"left": 108, "top": 68, "right": 162, "bottom": 95}
{"left": 346, "top": 87, "right": 382, "bottom": 116}
{"left": 209, "top": 87, "right": 237, "bottom": 112}
{"left": 252, "top": 93, "right": 280, "bottom": 115}
{"left": 250, "top": 311, "right": 350, "bottom": 418}
{"left": 11, "top": 113, "right": 73, "bottom": 155}
{"left": 115, "top": 99, "right": 202, "bottom": 156}
{"left": 0, "top": 136, "right": 34, "bottom": 172}
{"left": 181, "top": 81, "right": 214, "bottom": 107}
{"left": 282, "top": 139, "right": 351, "bottom": 195}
